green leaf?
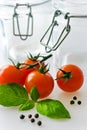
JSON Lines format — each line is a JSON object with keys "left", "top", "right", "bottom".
{"left": 36, "top": 99, "right": 71, "bottom": 119}
{"left": 0, "top": 83, "right": 29, "bottom": 107}
{"left": 30, "top": 86, "right": 40, "bottom": 101}
{"left": 19, "top": 100, "right": 35, "bottom": 111}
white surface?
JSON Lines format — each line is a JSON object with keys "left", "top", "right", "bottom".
{"left": 0, "top": 80, "right": 87, "bottom": 130}
{"left": 0, "top": 82, "right": 87, "bottom": 130}
{"left": 0, "top": 53, "right": 87, "bottom": 130}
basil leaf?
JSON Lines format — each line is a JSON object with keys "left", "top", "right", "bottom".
{"left": 19, "top": 100, "right": 35, "bottom": 111}
{"left": 36, "top": 99, "right": 71, "bottom": 119}
{"left": 30, "top": 86, "right": 40, "bottom": 101}
{"left": 0, "top": 83, "right": 29, "bottom": 107}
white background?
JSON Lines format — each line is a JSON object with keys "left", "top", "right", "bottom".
{"left": 0, "top": 0, "right": 87, "bottom": 130}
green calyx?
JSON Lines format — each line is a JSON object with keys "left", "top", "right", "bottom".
{"left": 56, "top": 69, "right": 72, "bottom": 81}
{"left": 9, "top": 54, "right": 52, "bottom": 70}
{"left": 28, "top": 53, "right": 40, "bottom": 61}
{"left": 38, "top": 64, "right": 49, "bottom": 74}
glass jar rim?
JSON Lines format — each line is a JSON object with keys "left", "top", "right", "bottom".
{"left": 53, "top": 0, "right": 87, "bottom": 15}
{"left": 0, "top": 0, "right": 51, "bottom": 6}
{"left": 60, "top": 0, "right": 87, "bottom": 5}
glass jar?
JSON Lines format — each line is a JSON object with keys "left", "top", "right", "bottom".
{"left": 0, "top": 0, "right": 52, "bottom": 63}
{"left": 41, "top": 0, "right": 87, "bottom": 76}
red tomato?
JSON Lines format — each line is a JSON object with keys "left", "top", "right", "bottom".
{"left": 0, "top": 65, "right": 25, "bottom": 85}
{"left": 21, "top": 58, "right": 44, "bottom": 81}
{"left": 56, "top": 64, "right": 84, "bottom": 92}
{"left": 25, "top": 70, "right": 54, "bottom": 98}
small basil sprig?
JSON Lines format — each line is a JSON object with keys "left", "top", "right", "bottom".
{"left": 0, "top": 83, "right": 71, "bottom": 119}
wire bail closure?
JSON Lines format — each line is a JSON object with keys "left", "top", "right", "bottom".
{"left": 13, "top": 3, "right": 33, "bottom": 40}
{"left": 40, "top": 10, "right": 71, "bottom": 53}
{"left": 40, "top": 9, "right": 87, "bottom": 53}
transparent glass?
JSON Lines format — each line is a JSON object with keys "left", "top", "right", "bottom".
{"left": 0, "top": 0, "right": 52, "bottom": 62}
{"left": 53, "top": 0, "right": 87, "bottom": 14}
{"left": 51, "top": 0, "right": 87, "bottom": 76}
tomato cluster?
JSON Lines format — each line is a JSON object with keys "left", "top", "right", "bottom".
{"left": 0, "top": 54, "right": 84, "bottom": 98}
{"left": 0, "top": 55, "right": 54, "bottom": 98}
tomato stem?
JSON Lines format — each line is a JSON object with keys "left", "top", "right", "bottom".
{"left": 27, "top": 53, "right": 41, "bottom": 61}
{"left": 26, "top": 54, "right": 52, "bottom": 69}
{"left": 9, "top": 58, "right": 22, "bottom": 69}
{"left": 56, "top": 69, "right": 72, "bottom": 81}
{"left": 10, "top": 54, "right": 52, "bottom": 69}
{"left": 38, "top": 64, "right": 49, "bottom": 74}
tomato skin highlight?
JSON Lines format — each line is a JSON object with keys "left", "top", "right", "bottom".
{"left": 56, "top": 64, "right": 84, "bottom": 92}
{"left": 25, "top": 70, "right": 54, "bottom": 98}
{"left": 0, "top": 65, "right": 25, "bottom": 85}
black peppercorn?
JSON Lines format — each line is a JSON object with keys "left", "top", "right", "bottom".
{"left": 37, "top": 121, "right": 42, "bottom": 126}
{"left": 77, "top": 101, "right": 82, "bottom": 105}
{"left": 31, "top": 118, "right": 35, "bottom": 123}
{"left": 28, "top": 114, "right": 32, "bottom": 118}
{"left": 34, "top": 113, "right": 39, "bottom": 118}
{"left": 70, "top": 100, "right": 75, "bottom": 105}
{"left": 73, "top": 96, "right": 77, "bottom": 100}
{"left": 20, "top": 114, "right": 25, "bottom": 119}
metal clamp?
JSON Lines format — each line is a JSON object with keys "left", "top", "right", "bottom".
{"left": 40, "top": 9, "right": 87, "bottom": 53}
{"left": 40, "top": 10, "right": 71, "bottom": 53}
{"left": 13, "top": 4, "right": 33, "bottom": 40}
